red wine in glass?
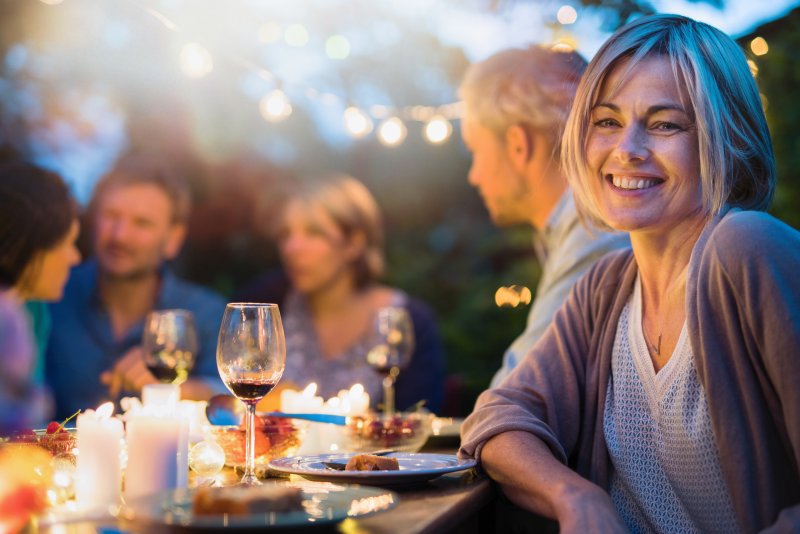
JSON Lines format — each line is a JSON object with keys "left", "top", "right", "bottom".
{"left": 217, "top": 303, "right": 286, "bottom": 485}
{"left": 225, "top": 378, "right": 277, "bottom": 402}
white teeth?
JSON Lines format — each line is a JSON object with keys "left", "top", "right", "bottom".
{"left": 610, "top": 175, "right": 660, "bottom": 190}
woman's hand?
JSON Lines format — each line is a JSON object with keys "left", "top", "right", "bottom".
{"left": 551, "top": 483, "right": 627, "bottom": 534}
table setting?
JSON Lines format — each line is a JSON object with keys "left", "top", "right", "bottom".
{"left": 0, "top": 303, "right": 480, "bottom": 533}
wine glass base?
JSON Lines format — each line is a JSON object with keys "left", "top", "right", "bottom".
{"left": 239, "top": 473, "right": 263, "bottom": 486}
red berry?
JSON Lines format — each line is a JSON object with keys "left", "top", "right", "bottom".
{"left": 46, "top": 422, "right": 60, "bottom": 434}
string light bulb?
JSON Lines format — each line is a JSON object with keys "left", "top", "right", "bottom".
{"left": 344, "top": 106, "right": 373, "bottom": 138}
{"left": 750, "top": 37, "right": 768, "bottom": 56}
{"left": 179, "top": 42, "right": 213, "bottom": 78}
{"left": 423, "top": 115, "right": 452, "bottom": 144}
{"left": 377, "top": 117, "right": 407, "bottom": 146}
{"left": 259, "top": 89, "right": 292, "bottom": 122}
{"left": 556, "top": 5, "right": 578, "bottom": 25}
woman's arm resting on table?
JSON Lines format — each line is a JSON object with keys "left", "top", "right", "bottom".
{"left": 482, "top": 430, "right": 627, "bottom": 534}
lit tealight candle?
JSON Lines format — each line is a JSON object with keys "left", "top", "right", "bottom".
{"left": 75, "top": 402, "right": 123, "bottom": 512}
{"left": 342, "top": 384, "right": 370, "bottom": 416}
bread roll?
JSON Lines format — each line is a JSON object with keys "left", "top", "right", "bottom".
{"left": 345, "top": 454, "right": 400, "bottom": 471}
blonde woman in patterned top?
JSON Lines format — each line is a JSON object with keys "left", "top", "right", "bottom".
{"left": 460, "top": 14, "right": 800, "bottom": 533}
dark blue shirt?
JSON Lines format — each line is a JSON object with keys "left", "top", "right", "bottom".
{"left": 45, "top": 259, "right": 226, "bottom": 419}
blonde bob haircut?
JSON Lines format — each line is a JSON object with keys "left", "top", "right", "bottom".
{"left": 562, "top": 14, "right": 775, "bottom": 231}
{"left": 459, "top": 45, "right": 587, "bottom": 160}
{"left": 280, "top": 175, "right": 385, "bottom": 288}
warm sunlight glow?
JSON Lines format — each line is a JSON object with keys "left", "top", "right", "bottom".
{"left": 179, "top": 42, "right": 213, "bottom": 78}
{"left": 259, "top": 89, "right": 292, "bottom": 122}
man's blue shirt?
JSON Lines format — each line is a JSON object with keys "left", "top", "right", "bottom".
{"left": 45, "top": 259, "right": 226, "bottom": 419}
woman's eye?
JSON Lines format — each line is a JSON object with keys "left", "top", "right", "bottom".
{"left": 652, "top": 121, "right": 683, "bottom": 132}
{"left": 593, "top": 118, "right": 619, "bottom": 128}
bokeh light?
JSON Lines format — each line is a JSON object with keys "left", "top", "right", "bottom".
{"left": 325, "top": 35, "right": 351, "bottom": 60}
{"left": 556, "top": 5, "right": 578, "bottom": 25}
{"left": 495, "top": 285, "right": 532, "bottom": 308}
{"left": 750, "top": 36, "right": 769, "bottom": 56}
{"left": 259, "top": 89, "right": 292, "bottom": 122}
{"left": 377, "top": 117, "right": 406, "bottom": 146}
{"left": 344, "top": 106, "right": 373, "bottom": 138}
{"left": 285, "top": 24, "right": 309, "bottom": 47}
{"left": 747, "top": 59, "right": 759, "bottom": 77}
{"left": 179, "top": 43, "right": 213, "bottom": 78}
{"left": 423, "top": 115, "right": 452, "bottom": 144}
{"left": 258, "top": 22, "right": 282, "bottom": 44}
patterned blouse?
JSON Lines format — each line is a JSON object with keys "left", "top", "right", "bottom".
{"left": 604, "top": 275, "right": 739, "bottom": 533}
{"left": 279, "top": 288, "right": 408, "bottom": 401}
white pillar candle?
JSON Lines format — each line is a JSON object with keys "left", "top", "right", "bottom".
{"left": 142, "top": 383, "right": 180, "bottom": 409}
{"left": 76, "top": 402, "right": 123, "bottom": 512}
{"left": 124, "top": 411, "right": 181, "bottom": 499}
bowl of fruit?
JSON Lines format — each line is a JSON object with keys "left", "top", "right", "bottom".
{"left": 344, "top": 411, "right": 434, "bottom": 453}
{"left": 2, "top": 412, "right": 79, "bottom": 459}
{"left": 208, "top": 414, "right": 304, "bottom": 471}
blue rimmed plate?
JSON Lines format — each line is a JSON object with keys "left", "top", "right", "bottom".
{"left": 269, "top": 452, "right": 476, "bottom": 488}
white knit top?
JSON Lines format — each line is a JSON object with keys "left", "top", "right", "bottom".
{"left": 603, "top": 275, "right": 740, "bottom": 533}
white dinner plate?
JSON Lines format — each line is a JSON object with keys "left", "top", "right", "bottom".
{"left": 120, "top": 480, "right": 397, "bottom": 529}
{"left": 268, "top": 452, "right": 477, "bottom": 487}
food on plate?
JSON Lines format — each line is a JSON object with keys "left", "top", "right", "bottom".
{"left": 192, "top": 485, "right": 304, "bottom": 516}
{"left": 345, "top": 453, "right": 400, "bottom": 471}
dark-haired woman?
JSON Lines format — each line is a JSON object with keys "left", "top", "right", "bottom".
{"left": 0, "top": 161, "right": 80, "bottom": 382}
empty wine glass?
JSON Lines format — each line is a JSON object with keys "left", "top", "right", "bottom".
{"left": 142, "top": 309, "right": 198, "bottom": 385}
{"left": 216, "top": 303, "right": 286, "bottom": 485}
{"left": 366, "top": 306, "right": 415, "bottom": 417}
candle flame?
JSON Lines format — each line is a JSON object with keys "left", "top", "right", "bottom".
{"left": 302, "top": 383, "right": 318, "bottom": 397}
{"left": 96, "top": 402, "right": 114, "bottom": 419}
{"left": 349, "top": 383, "right": 364, "bottom": 396}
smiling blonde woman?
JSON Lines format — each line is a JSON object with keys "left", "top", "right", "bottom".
{"left": 460, "top": 14, "right": 800, "bottom": 533}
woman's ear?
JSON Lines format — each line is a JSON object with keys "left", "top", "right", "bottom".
{"left": 505, "top": 124, "right": 534, "bottom": 171}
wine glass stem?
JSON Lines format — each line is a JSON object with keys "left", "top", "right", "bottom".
{"left": 243, "top": 401, "right": 258, "bottom": 484}
{"left": 382, "top": 367, "right": 399, "bottom": 417}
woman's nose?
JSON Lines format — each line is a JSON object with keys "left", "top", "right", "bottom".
{"left": 615, "top": 125, "right": 649, "bottom": 162}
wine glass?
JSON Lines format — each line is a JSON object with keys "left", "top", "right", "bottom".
{"left": 142, "top": 309, "right": 198, "bottom": 385}
{"left": 366, "top": 306, "right": 415, "bottom": 417}
{"left": 216, "top": 303, "right": 286, "bottom": 485}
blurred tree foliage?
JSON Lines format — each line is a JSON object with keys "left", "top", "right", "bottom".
{"left": 738, "top": 8, "right": 800, "bottom": 230}
{"left": 4, "top": 0, "right": 797, "bottom": 418}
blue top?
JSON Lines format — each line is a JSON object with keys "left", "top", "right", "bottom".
{"left": 24, "top": 300, "right": 51, "bottom": 385}
{"left": 45, "top": 259, "right": 227, "bottom": 419}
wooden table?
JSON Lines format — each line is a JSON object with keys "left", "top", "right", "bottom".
{"left": 37, "top": 447, "right": 496, "bottom": 534}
